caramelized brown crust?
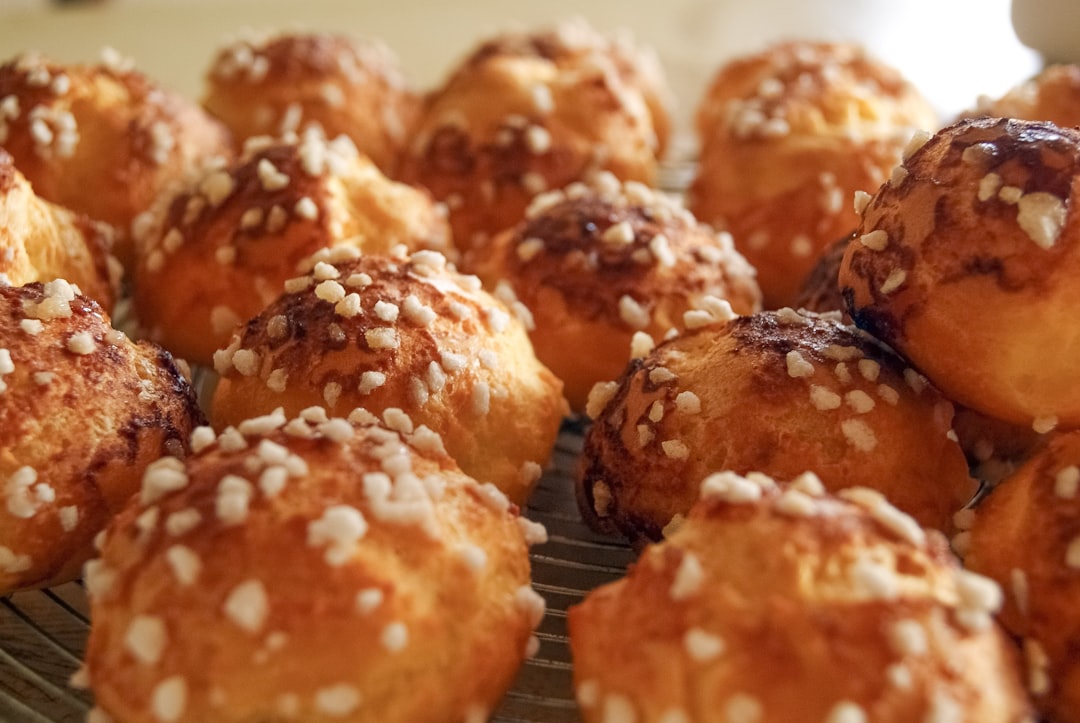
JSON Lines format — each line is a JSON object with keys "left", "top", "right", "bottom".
{"left": 0, "top": 281, "right": 203, "bottom": 595}
{"left": 690, "top": 40, "right": 938, "bottom": 309}
{"left": 578, "top": 309, "right": 975, "bottom": 546}
{"left": 131, "top": 131, "right": 454, "bottom": 366}
{"left": 210, "top": 250, "right": 566, "bottom": 504}
{"left": 569, "top": 472, "right": 1030, "bottom": 723}
{"left": 967, "top": 430, "right": 1080, "bottom": 722}
{"left": 0, "top": 148, "right": 118, "bottom": 309}
{"left": 397, "top": 22, "right": 659, "bottom": 256}
{"left": 839, "top": 117, "right": 1080, "bottom": 428}
{"left": 0, "top": 51, "right": 233, "bottom": 269}
{"left": 203, "top": 31, "right": 418, "bottom": 173}
{"left": 474, "top": 172, "right": 760, "bottom": 410}
{"left": 964, "top": 64, "right": 1080, "bottom": 128}
{"left": 84, "top": 413, "right": 542, "bottom": 723}
{"left": 794, "top": 232, "right": 853, "bottom": 318}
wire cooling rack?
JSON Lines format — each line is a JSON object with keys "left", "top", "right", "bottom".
{"left": 0, "top": 423, "right": 635, "bottom": 723}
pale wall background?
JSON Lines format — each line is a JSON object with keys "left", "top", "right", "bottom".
{"left": 0, "top": 0, "right": 1044, "bottom": 140}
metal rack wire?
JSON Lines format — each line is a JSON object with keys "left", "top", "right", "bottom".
{"left": 0, "top": 424, "right": 632, "bottom": 723}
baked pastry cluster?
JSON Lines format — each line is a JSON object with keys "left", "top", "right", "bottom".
{"left": 0, "top": 281, "right": 202, "bottom": 596}
{"left": 0, "top": 148, "right": 119, "bottom": 310}
{"left": 203, "top": 29, "right": 418, "bottom": 173}
{"left": 690, "top": 40, "right": 938, "bottom": 309}
{"left": 0, "top": 49, "right": 232, "bottom": 268}
{"left": 130, "top": 129, "right": 453, "bottom": 366}
{"left": 473, "top": 171, "right": 761, "bottom": 410}
{"left": 2, "top": 18, "right": 1071, "bottom": 723}
{"left": 579, "top": 307, "right": 975, "bottom": 546}
{"left": 211, "top": 247, "right": 566, "bottom": 505}
{"left": 819, "top": 115, "right": 1080, "bottom": 719}
{"left": 569, "top": 470, "right": 1030, "bottom": 723}
{"left": 397, "top": 20, "right": 666, "bottom": 257}
{"left": 82, "top": 409, "right": 546, "bottom": 722}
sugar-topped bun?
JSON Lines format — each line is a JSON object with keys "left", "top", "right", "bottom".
{"left": 473, "top": 171, "right": 760, "bottom": 411}
{"left": 397, "top": 20, "right": 661, "bottom": 257}
{"left": 131, "top": 130, "right": 453, "bottom": 366}
{"left": 202, "top": 30, "right": 418, "bottom": 174}
{"left": 965, "top": 64, "right": 1080, "bottom": 128}
{"left": 211, "top": 248, "right": 566, "bottom": 504}
{"left": 690, "top": 40, "right": 938, "bottom": 309}
{"left": 455, "top": 18, "right": 673, "bottom": 157}
{"left": 839, "top": 117, "right": 1080, "bottom": 430}
{"left": 569, "top": 471, "right": 1030, "bottom": 723}
{"left": 579, "top": 308, "right": 975, "bottom": 546}
{"left": 966, "top": 430, "right": 1080, "bottom": 722}
{"left": 82, "top": 409, "right": 546, "bottom": 723}
{"left": 0, "top": 148, "right": 119, "bottom": 310}
{"left": 0, "top": 50, "right": 232, "bottom": 269}
{"left": 0, "top": 280, "right": 202, "bottom": 595}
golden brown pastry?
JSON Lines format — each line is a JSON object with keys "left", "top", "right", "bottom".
{"left": 569, "top": 471, "right": 1031, "bottom": 723}
{"left": 0, "top": 50, "right": 233, "bottom": 269}
{"left": 579, "top": 308, "right": 976, "bottom": 546}
{"left": 211, "top": 248, "right": 566, "bottom": 505}
{"left": 0, "top": 148, "right": 119, "bottom": 310}
{"left": 0, "top": 280, "right": 202, "bottom": 595}
{"left": 455, "top": 18, "right": 673, "bottom": 158}
{"left": 397, "top": 21, "right": 661, "bottom": 257}
{"left": 130, "top": 130, "right": 454, "bottom": 366}
{"left": 473, "top": 171, "right": 761, "bottom": 411}
{"left": 965, "top": 430, "right": 1080, "bottom": 722}
{"left": 202, "top": 30, "right": 418, "bottom": 174}
{"left": 839, "top": 116, "right": 1080, "bottom": 430}
{"left": 690, "top": 40, "right": 939, "bottom": 309}
{"left": 82, "top": 409, "right": 547, "bottom": 723}
{"left": 964, "top": 64, "right": 1080, "bottom": 128}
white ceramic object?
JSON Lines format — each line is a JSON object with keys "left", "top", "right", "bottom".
{"left": 1012, "top": 0, "right": 1080, "bottom": 63}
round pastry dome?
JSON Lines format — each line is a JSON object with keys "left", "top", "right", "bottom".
{"left": 83, "top": 409, "right": 546, "bottom": 723}
{"left": 210, "top": 247, "right": 566, "bottom": 505}
{"left": 0, "top": 279, "right": 203, "bottom": 596}
{"left": 579, "top": 308, "right": 975, "bottom": 546}
{"left": 840, "top": 116, "right": 1080, "bottom": 431}
{"left": 569, "top": 470, "right": 1030, "bottom": 723}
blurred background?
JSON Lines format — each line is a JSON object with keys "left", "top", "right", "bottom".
{"left": 0, "top": 0, "right": 1049, "bottom": 137}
